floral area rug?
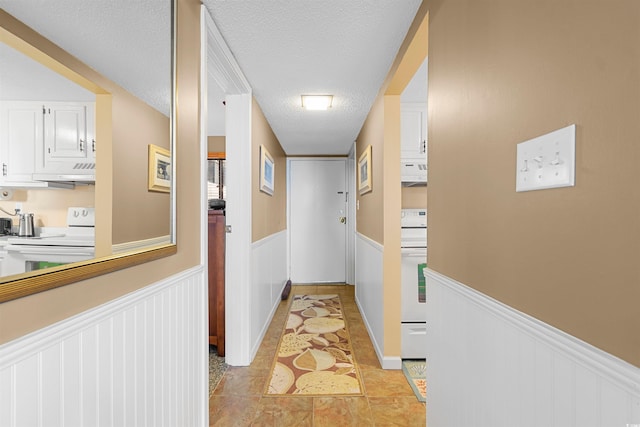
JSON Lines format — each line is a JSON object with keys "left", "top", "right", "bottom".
{"left": 402, "top": 359, "right": 426, "bottom": 402}
{"left": 265, "top": 294, "right": 364, "bottom": 396}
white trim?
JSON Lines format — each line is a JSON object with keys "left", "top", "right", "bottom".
{"left": 357, "top": 231, "right": 384, "bottom": 252}
{"left": 0, "top": 265, "right": 204, "bottom": 367}
{"left": 286, "top": 159, "right": 292, "bottom": 280}
{"left": 249, "top": 230, "right": 288, "bottom": 360}
{"left": 224, "top": 93, "right": 253, "bottom": 366}
{"left": 204, "top": 8, "right": 251, "bottom": 94}
{"left": 201, "top": 6, "right": 253, "bottom": 367}
{"left": 346, "top": 144, "right": 356, "bottom": 285}
{"left": 199, "top": 11, "right": 211, "bottom": 427}
{"left": 251, "top": 228, "right": 286, "bottom": 249}
{"left": 200, "top": 8, "right": 210, "bottom": 270}
{"left": 111, "top": 235, "right": 172, "bottom": 254}
{"left": 426, "top": 268, "right": 640, "bottom": 427}
{"left": 355, "top": 232, "right": 394, "bottom": 369}
{"left": 381, "top": 356, "right": 402, "bottom": 370}
{"left": 427, "top": 269, "right": 640, "bottom": 395}
{"left": 0, "top": 267, "right": 207, "bottom": 426}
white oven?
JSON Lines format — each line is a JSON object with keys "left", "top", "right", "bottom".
{"left": 3, "top": 208, "right": 95, "bottom": 276}
{"left": 401, "top": 208, "right": 427, "bottom": 359}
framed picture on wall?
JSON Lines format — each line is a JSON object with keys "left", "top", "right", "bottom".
{"left": 358, "top": 145, "right": 372, "bottom": 195}
{"left": 260, "top": 144, "right": 275, "bottom": 196}
{"left": 148, "top": 144, "right": 171, "bottom": 193}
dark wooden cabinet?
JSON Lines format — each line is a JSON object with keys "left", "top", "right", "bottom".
{"left": 208, "top": 210, "right": 225, "bottom": 356}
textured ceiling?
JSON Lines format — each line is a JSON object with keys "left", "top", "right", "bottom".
{"left": 0, "top": 1, "right": 171, "bottom": 116}
{"left": 203, "top": 0, "right": 422, "bottom": 155}
{"left": 1, "top": 1, "right": 423, "bottom": 155}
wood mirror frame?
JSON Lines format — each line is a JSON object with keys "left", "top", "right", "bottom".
{"left": 0, "top": 3, "right": 177, "bottom": 303}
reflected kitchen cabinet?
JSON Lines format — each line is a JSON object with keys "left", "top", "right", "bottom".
{"left": 37, "top": 102, "right": 96, "bottom": 178}
{"left": 0, "top": 101, "right": 40, "bottom": 183}
{"left": 0, "top": 100, "right": 96, "bottom": 185}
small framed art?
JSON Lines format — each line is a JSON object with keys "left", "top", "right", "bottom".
{"left": 358, "top": 145, "right": 372, "bottom": 195}
{"left": 148, "top": 144, "right": 171, "bottom": 193}
{"left": 260, "top": 144, "right": 275, "bottom": 195}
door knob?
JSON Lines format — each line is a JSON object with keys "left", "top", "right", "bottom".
{"left": 339, "top": 216, "right": 346, "bottom": 224}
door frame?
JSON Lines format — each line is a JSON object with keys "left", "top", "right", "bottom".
{"left": 201, "top": 7, "right": 253, "bottom": 366}
{"left": 346, "top": 144, "right": 356, "bottom": 285}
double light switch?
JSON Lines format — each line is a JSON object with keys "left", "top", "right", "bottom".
{"left": 516, "top": 124, "right": 576, "bottom": 192}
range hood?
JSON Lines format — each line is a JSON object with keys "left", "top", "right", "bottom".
{"left": 0, "top": 180, "right": 75, "bottom": 189}
{"left": 32, "top": 173, "right": 95, "bottom": 184}
{"left": 401, "top": 159, "right": 427, "bottom": 185}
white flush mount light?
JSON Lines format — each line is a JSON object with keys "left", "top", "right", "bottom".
{"left": 301, "top": 95, "right": 333, "bottom": 111}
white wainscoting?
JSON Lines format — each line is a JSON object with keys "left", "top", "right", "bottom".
{"left": 0, "top": 266, "right": 208, "bottom": 427}
{"left": 250, "top": 230, "right": 288, "bottom": 359}
{"left": 355, "top": 233, "right": 394, "bottom": 368}
{"left": 426, "top": 269, "right": 640, "bottom": 427}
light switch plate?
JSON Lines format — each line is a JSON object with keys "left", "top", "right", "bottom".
{"left": 516, "top": 124, "right": 575, "bottom": 192}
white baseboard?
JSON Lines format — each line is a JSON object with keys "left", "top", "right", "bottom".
{"left": 381, "top": 356, "right": 402, "bottom": 370}
{"left": 426, "top": 268, "right": 640, "bottom": 427}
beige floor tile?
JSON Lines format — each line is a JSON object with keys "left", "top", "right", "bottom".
{"left": 368, "top": 396, "right": 426, "bottom": 426}
{"left": 313, "top": 396, "right": 374, "bottom": 427}
{"left": 361, "top": 369, "right": 416, "bottom": 397}
{"left": 250, "top": 397, "right": 314, "bottom": 426}
{"left": 213, "top": 371, "right": 268, "bottom": 396}
{"left": 210, "top": 284, "right": 424, "bottom": 426}
{"left": 291, "top": 285, "right": 317, "bottom": 294}
{"left": 353, "top": 348, "right": 381, "bottom": 371}
{"left": 209, "top": 396, "right": 261, "bottom": 426}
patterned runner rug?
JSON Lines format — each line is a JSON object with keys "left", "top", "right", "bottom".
{"left": 402, "top": 359, "right": 426, "bottom": 402}
{"left": 265, "top": 294, "right": 364, "bottom": 396}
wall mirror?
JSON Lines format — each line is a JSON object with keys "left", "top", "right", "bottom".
{"left": 0, "top": 1, "right": 176, "bottom": 303}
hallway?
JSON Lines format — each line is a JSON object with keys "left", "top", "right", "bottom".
{"left": 209, "top": 284, "right": 426, "bottom": 426}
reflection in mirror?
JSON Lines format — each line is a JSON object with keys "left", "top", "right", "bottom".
{"left": 0, "top": 2, "right": 175, "bottom": 301}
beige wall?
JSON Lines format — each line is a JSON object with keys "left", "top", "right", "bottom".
{"left": 251, "top": 98, "right": 287, "bottom": 242}
{"left": 207, "top": 135, "right": 225, "bottom": 153}
{"left": 425, "top": 0, "right": 639, "bottom": 366}
{"left": 382, "top": 96, "right": 403, "bottom": 355}
{"left": 0, "top": 186, "right": 94, "bottom": 229}
{"left": 0, "top": 0, "right": 202, "bottom": 345}
{"left": 402, "top": 186, "right": 427, "bottom": 209}
{"left": 112, "top": 93, "right": 170, "bottom": 244}
{"left": 355, "top": 4, "right": 429, "bottom": 359}
{"left": 355, "top": 95, "right": 385, "bottom": 244}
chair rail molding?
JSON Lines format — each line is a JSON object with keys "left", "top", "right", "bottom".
{"left": 425, "top": 268, "right": 640, "bottom": 427}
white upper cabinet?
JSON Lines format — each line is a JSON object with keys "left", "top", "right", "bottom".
{"left": 400, "top": 103, "right": 427, "bottom": 161}
{"left": 0, "top": 101, "right": 40, "bottom": 183}
{"left": 0, "top": 100, "right": 95, "bottom": 185}
{"left": 37, "top": 102, "right": 96, "bottom": 175}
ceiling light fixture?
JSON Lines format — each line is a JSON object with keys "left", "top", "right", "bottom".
{"left": 301, "top": 95, "right": 333, "bottom": 111}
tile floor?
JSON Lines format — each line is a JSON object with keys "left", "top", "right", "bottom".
{"left": 209, "top": 284, "right": 426, "bottom": 426}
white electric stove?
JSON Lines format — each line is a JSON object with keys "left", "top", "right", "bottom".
{"left": 401, "top": 208, "right": 427, "bottom": 359}
{"left": 3, "top": 207, "right": 95, "bottom": 276}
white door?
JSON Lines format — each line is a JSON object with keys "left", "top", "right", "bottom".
{"left": 290, "top": 159, "right": 347, "bottom": 283}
